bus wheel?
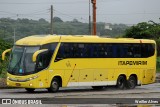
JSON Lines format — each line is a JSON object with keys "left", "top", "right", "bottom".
{"left": 92, "top": 86, "right": 104, "bottom": 90}
{"left": 116, "top": 76, "right": 126, "bottom": 89}
{"left": 127, "top": 76, "right": 137, "bottom": 89}
{"left": 48, "top": 78, "right": 60, "bottom": 93}
{"left": 25, "top": 88, "right": 35, "bottom": 93}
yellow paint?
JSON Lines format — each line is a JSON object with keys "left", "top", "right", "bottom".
{"left": 2, "top": 48, "right": 12, "bottom": 60}
{"left": 5, "top": 35, "right": 156, "bottom": 89}
{"left": 32, "top": 49, "right": 48, "bottom": 62}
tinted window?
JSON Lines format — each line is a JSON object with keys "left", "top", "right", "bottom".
{"left": 36, "top": 43, "right": 57, "bottom": 71}
{"left": 55, "top": 43, "right": 155, "bottom": 61}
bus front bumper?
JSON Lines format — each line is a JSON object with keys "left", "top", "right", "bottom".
{"left": 7, "top": 78, "right": 48, "bottom": 89}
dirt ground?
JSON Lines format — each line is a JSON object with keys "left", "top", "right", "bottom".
{"left": 0, "top": 78, "right": 6, "bottom": 88}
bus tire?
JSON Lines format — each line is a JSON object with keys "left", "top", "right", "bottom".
{"left": 92, "top": 86, "right": 104, "bottom": 90}
{"left": 116, "top": 75, "right": 127, "bottom": 89}
{"left": 25, "top": 88, "right": 35, "bottom": 93}
{"left": 127, "top": 76, "right": 137, "bottom": 89}
{"left": 48, "top": 78, "right": 60, "bottom": 93}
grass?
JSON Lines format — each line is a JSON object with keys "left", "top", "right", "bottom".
{"left": 0, "top": 71, "right": 7, "bottom": 78}
{"left": 156, "top": 57, "right": 160, "bottom": 72}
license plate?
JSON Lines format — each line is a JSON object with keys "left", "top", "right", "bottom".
{"left": 15, "top": 83, "right": 21, "bottom": 86}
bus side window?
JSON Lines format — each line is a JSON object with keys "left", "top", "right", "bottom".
{"left": 74, "top": 43, "right": 81, "bottom": 58}
{"left": 141, "top": 44, "right": 148, "bottom": 58}
{"left": 122, "top": 44, "right": 133, "bottom": 58}
{"left": 112, "top": 44, "right": 130, "bottom": 58}
{"left": 119, "top": 45, "right": 125, "bottom": 58}
{"left": 141, "top": 44, "right": 155, "bottom": 58}
{"left": 63, "top": 43, "right": 71, "bottom": 58}
{"left": 115, "top": 45, "right": 121, "bottom": 58}
{"left": 36, "top": 43, "right": 57, "bottom": 71}
{"left": 148, "top": 44, "right": 155, "bottom": 57}
{"left": 128, "top": 45, "right": 134, "bottom": 57}
{"left": 99, "top": 44, "right": 105, "bottom": 57}
{"left": 102, "top": 44, "right": 112, "bottom": 58}
{"left": 112, "top": 45, "right": 117, "bottom": 58}
{"left": 55, "top": 43, "right": 75, "bottom": 61}
{"left": 82, "top": 44, "right": 91, "bottom": 58}
{"left": 97, "top": 44, "right": 104, "bottom": 58}
{"left": 134, "top": 44, "right": 141, "bottom": 58}
{"left": 78, "top": 44, "right": 85, "bottom": 57}
{"left": 93, "top": 44, "right": 98, "bottom": 58}
{"left": 90, "top": 44, "right": 94, "bottom": 58}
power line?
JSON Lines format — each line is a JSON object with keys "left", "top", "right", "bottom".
{"left": 53, "top": 9, "right": 89, "bottom": 22}
{"left": 22, "top": 9, "right": 50, "bottom": 15}
{"left": 0, "top": 9, "right": 50, "bottom": 18}
{"left": 0, "top": 11, "right": 16, "bottom": 15}
{"left": 0, "top": 2, "right": 54, "bottom": 5}
{"left": 97, "top": 12, "right": 160, "bottom": 15}
{"left": 0, "top": 0, "right": 88, "bottom": 5}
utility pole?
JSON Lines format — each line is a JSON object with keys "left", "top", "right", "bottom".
{"left": 51, "top": 5, "right": 53, "bottom": 35}
{"left": 91, "top": 0, "right": 96, "bottom": 35}
{"left": 89, "top": 0, "right": 91, "bottom": 35}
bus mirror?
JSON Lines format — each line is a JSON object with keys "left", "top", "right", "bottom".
{"left": 2, "top": 49, "right": 12, "bottom": 60}
{"left": 32, "top": 49, "right": 48, "bottom": 62}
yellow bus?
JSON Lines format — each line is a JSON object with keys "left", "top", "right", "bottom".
{"left": 2, "top": 35, "right": 156, "bottom": 92}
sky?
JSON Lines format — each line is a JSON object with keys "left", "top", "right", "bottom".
{"left": 0, "top": 0, "right": 159, "bottom": 24}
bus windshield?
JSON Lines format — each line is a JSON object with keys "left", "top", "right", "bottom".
{"left": 8, "top": 46, "right": 40, "bottom": 75}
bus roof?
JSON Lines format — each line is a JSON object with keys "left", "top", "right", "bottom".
{"left": 15, "top": 35, "right": 156, "bottom": 46}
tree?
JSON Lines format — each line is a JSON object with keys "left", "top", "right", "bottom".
{"left": 124, "top": 22, "right": 155, "bottom": 39}
{"left": 53, "top": 17, "right": 63, "bottom": 22}
{"left": 38, "top": 18, "right": 48, "bottom": 24}
{"left": 72, "top": 19, "right": 80, "bottom": 23}
{"left": 0, "top": 17, "right": 129, "bottom": 40}
{"left": 0, "top": 39, "right": 11, "bottom": 78}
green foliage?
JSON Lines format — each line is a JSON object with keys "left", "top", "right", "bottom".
{"left": 53, "top": 22, "right": 89, "bottom": 35}
{"left": 124, "top": 22, "right": 160, "bottom": 39}
{"left": 0, "top": 39, "right": 11, "bottom": 78}
{"left": 53, "top": 17, "right": 63, "bottom": 22}
{"left": 0, "top": 18, "right": 129, "bottom": 41}
{"left": 157, "top": 57, "right": 160, "bottom": 72}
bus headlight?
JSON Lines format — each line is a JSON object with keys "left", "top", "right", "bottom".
{"left": 26, "top": 75, "right": 38, "bottom": 81}
{"left": 29, "top": 83, "right": 33, "bottom": 86}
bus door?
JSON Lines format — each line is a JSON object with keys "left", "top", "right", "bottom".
{"left": 39, "top": 43, "right": 58, "bottom": 87}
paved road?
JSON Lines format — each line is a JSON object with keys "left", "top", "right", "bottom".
{"left": 0, "top": 83, "right": 160, "bottom": 106}
{"left": 0, "top": 83, "right": 160, "bottom": 98}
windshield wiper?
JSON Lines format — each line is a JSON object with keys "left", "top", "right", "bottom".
{"left": 23, "top": 55, "right": 27, "bottom": 74}
{"left": 10, "top": 48, "right": 25, "bottom": 74}
{"left": 10, "top": 54, "right": 23, "bottom": 74}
